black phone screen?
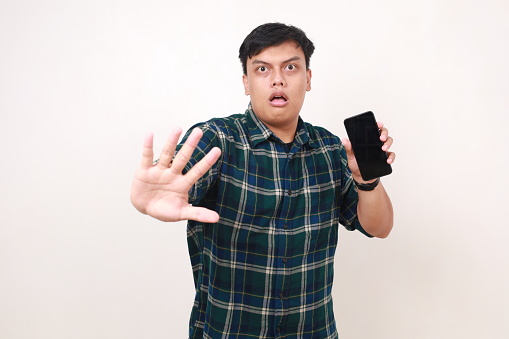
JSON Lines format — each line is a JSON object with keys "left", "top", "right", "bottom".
{"left": 344, "top": 111, "right": 392, "bottom": 181}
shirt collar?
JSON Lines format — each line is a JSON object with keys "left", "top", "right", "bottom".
{"left": 244, "top": 103, "right": 320, "bottom": 149}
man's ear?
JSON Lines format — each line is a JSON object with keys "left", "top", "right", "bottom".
{"left": 306, "top": 69, "right": 312, "bottom": 91}
{"left": 243, "top": 74, "right": 249, "bottom": 95}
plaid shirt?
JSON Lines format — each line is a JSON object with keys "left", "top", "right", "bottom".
{"left": 180, "top": 106, "right": 369, "bottom": 339}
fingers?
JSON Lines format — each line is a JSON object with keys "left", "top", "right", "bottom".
{"left": 140, "top": 132, "right": 155, "bottom": 169}
{"left": 382, "top": 136, "right": 393, "bottom": 152}
{"left": 183, "top": 147, "right": 222, "bottom": 186}
{"left": 145, "top": 127, "right": 221, "bottom": 182}
{"left": 169, "top": 128, "right": 204, "bottom": 174}
{"left": 157, "top": 127, "right": 183, "bottom": 168}
{"left": 378, "top": 122, "right": 393, "bottom": 151}
{"left": 378, "top": 122, "right": 388, "bottom": 142}
{"left": 377, "top": 122, "right": 396, "bottom": 164}
{"left": 387, "top": 151, "right": 396, "bottom": 164}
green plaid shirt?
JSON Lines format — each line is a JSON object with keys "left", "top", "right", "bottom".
{"left": 181, "top": 106, "right": 369, "bottom": 339}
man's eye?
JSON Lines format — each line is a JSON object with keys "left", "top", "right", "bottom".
{"left": 258, "top": 66, "right": 267, "bottom": 72}
{"left": 286, "top": 64, "right": 295, "bottom": 70}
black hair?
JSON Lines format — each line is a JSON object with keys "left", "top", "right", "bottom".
{"left": 238, "top": 23, "right": 315, "bottom": 75}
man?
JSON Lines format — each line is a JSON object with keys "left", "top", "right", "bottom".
{"left": 131, "top": 23, "right": 395, "bottom": 339}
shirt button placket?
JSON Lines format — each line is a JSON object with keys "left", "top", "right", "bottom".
{"left": 277, "top": 150, "right": 291, "bottom": 338}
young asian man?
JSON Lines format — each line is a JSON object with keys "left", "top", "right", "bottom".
{"left": 131, "top": 22, "right": 395, "bottom": 339}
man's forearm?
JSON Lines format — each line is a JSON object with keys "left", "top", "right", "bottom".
{"left": 357, "top": 181, "right": 394, "bottom": 238}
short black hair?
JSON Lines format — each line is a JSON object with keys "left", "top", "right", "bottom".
{"left": 239, "top": 23, "right": 315, "bottom": 75}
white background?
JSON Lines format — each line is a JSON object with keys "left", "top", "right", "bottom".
{"left": 1, "top": 0, "right": 508, "bottom": 338}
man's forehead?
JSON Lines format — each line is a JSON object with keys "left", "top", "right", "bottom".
{"left": 248, "top": 40, "right": 304, "bottom": 62}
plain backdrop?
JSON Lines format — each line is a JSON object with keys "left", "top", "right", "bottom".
{"left": 1, "top": 0, "right": 508, "bottom": 338}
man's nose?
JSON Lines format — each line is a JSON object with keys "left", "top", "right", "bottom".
{"left": 271, "top": 70, "right": 285, "bottom": 87}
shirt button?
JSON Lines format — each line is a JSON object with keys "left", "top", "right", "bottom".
{"left": 282, "top": 258, "right": 288, "bottom": 263}
{"left": 284, "top": 224, "right": 288, "bottom": 229}
{"left": 279, "top": 292, "right": 284, "bottom": 299}
{"left": 287, "top": 189, "right": 292, "bottom": 196}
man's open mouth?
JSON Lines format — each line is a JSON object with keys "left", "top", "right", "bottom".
{"left": 270, "top": 95, "right": 287, "bottom": 101}
{"left": 270, "top": 92, "right": 288, "bottom": 102}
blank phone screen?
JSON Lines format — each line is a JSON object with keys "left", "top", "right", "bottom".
{"left": 344, "top": 111, "right": 392, "bottom": 181}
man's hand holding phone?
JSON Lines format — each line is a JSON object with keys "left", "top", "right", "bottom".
{"left": 343, "top": 111, "right": 395, "bottom": 238}
{"left": 343, "top": 111, "right": 396, "bottom": 184}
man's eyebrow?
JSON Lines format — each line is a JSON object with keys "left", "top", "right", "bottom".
{"left": 283, "top": 56, "right": 302, "bottom": 63}
{"left": 251, "top": 59, "right": 269, "bottom": 65}
{"left": 251, "top": 56, "right": 302, "bottom": 65}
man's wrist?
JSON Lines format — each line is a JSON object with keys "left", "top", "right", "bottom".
{"left": 353, "top": 177, "right": 380, "bottom": 191}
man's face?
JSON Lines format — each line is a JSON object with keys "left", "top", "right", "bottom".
{"left": 243, "top": 40, "right": 312, "bottom": 139}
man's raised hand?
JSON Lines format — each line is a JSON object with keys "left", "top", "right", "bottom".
{"left": 130, "top": 127, "right": 221, "bottom": 223}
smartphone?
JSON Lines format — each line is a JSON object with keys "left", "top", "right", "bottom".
{"left": 343, "top": 111, "right": 392, "bottom": 181}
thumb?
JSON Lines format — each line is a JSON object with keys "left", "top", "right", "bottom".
{"left": 181, "top": 206, "right": 220, "bottom": 223}
{"left": 342, "top": 138, "right": 363, "bottom": 179}
{"left": 342, "top": 138, "right": 355, "bottom": 159}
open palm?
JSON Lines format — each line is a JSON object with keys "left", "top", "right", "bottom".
{"left": 130, "top": 127, "right": 221, "bottom": 223}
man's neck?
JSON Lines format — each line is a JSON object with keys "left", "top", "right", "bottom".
{"left": 266, "top": 122, "right": 297, "bottom": 143}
